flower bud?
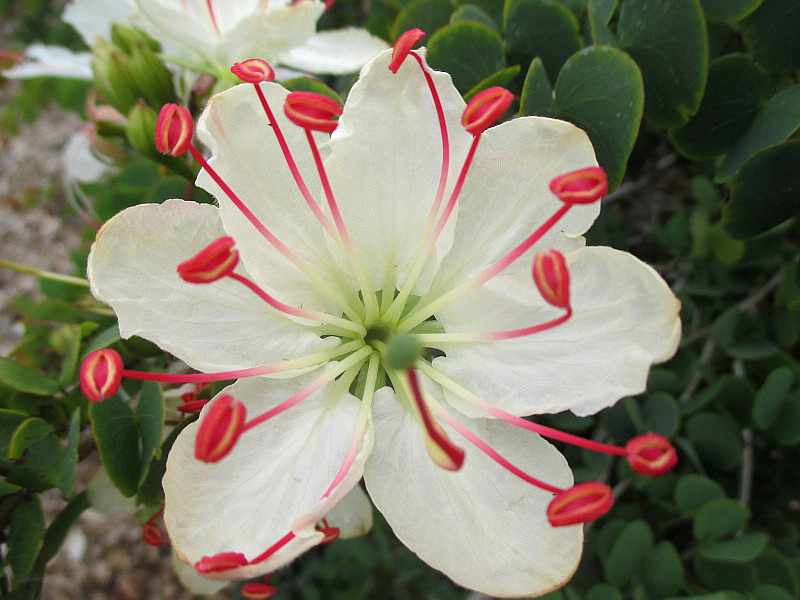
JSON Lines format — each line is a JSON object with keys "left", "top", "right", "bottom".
{"left": 80, "top": 349, "right": 124, "bottom": 402}
{"left": 231, "top": 58, "right": 275, "bottom": 83}
{"left": 155, "top": 103, "right": 194, "bottom": 157}
{"left": 284, "top": 92, "right": 343, "bottom": 134}
{"left": 141, "top": 521, "right": 164, "bottom": 547}
{"left": 177, "top": 237, "right": 239, "bottom": 284}
{"left": 388, "top": 28, "right": 425, "bottom": 73}
{"left": 177, "top": 398, "right": 208, "bottom": 414}
{"left": 130, "top": 41, "right": 175, "bottom": 107}
{"left": 462, "top": 87, "right": 514, "bottom": 135}
{"left": 126, "top": 100, "right": 159, "bottom": 159}
{"left": 549, "top": 166, "right": 608, "bottom": 205}
{"left": 547, "top": 481, "right": 613, "bottom": 527}
{"left": 194, "top": 395, "right": 246, "bottom": 463}
{"left": 242, "top": 583, "right": 278, "bottom": 599}
{"left": 110, "top": 24, "right": 160, "bottom": 55}
{"left": 532, "top": 249, "right": 570, "bottom": 309}
{"left": 195, "top": 551, "right": 248, "bottom": 574}
{"left": 91, "top": 38, "right": 140, "bottom": 114}
{"left": 626, "top": 433, "right": 677, "bottom": 476}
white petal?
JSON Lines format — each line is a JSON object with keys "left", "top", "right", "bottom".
{"left": 325, "top": 49, "right": 473, "bottom": 294}
{"left": 63, "top": 127, "right": 114, "bottom": 183}
{"left": 2, "top": 44, "right": 92, "bottom": 79}
{"left": 435, "top": 246, "right": 681, "bottom": 417}
{"left": 364, "top": 390, "right": 582, "bottom": 597}
{"left": 280, "top": 28, "right": 390, "bottom": 74}
{"left": 63, "top": 0, "right": 135, "bottom": 46}
{"left": 164, "top": 372, "right": 370, "bottom": 579}
{"left": 430, "top": 116, "right": 601, "bottom": 295}
{"left": 196, "top": 82, "right": 344, "bottom": 313}
{"left": 88, "top": 200, "right": 333, "bottom": 372}
{"left": 171, "top": 553, "right": 229, "bottom": 595}
{"left": 322, "top": 484, "right": 373, "bottom": 539}
{"left": 133, "top": 0, "right": 219, "bottom": 64}
{"left": 87, "top": 467, "right": 137, "bottom": 516}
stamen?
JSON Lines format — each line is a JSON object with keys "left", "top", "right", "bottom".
{"left": 141, "top": 506, "right": 165, "bottom": 547}
{"left": 154, "top": 104, "right": 193, "bottom": 157}
{"left": 284, "top": 91, "right": 342, "bottom": 134}
{"left": 231, "top": 59, "right": 275, "bottom": 84}
{"left": 80, "top": 349, "right": 123, "bottom": 402}
{"left": 195, "top": 552, "right": 248, "bottom": 574}
{"left": 319, "top": 526, "right": 340, "bottom": 544}
{"left": 194, "top": 394, "right": 246, "bottom": 463}
{"left": 177, "top": 236, "right": 238, "bottom": 283}
{"left": 242, "top": 575, "right": 277, "bottom": 600}
{"left": 205, "top": 0, "right": 221, "bottom": 35}
{"left": 626, "top": 433, "right": 678, "bottom": 475}
{"left": 547, "top": 481, "right": 613, "bottom": 526}
{"left": 550, "top": 167, "right": 608, "bottom": 205}
{"left": 388, "top": 29, "right": 425, "bottom": 74}
{"left": 461, "top": 87, "right": 514, "bottom": 136}
{"left": 413, "top": 307, "right": 572, "bottom": 343}
{"left": 532, "top": 249, "right": 570, "bottom": 309}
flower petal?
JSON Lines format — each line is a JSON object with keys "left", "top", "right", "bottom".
{"left": 2, "top": 44, "right": 92, "bottom": 80}
{"left": 364, "top": 389, "right": 581, "bottom": 597}
{"left": 63, "top": 0, "right": 134, "bottom": 46}
{"left": 322, "top": 484, "right": 374, "bottom": 539}
{"left": 325, "top": 48, "right": 473, "bottom": 293}
{"left": 280, "top": 28, "right": 389, "bottom": 74}
{"left": 435, "top": 246, "right": 681, "bottom": 417}
{"left": 88, "top": 200, "right": 333, "bottom": 372}
{"left": 164, "top": 372, "right": 369, "bottom": 579}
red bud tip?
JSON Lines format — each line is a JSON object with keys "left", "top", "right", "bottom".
{"left": 626, "top": 433, "right": 678, "bottom": 476}
{"left": 242, "top": 582, "right": 278, "bottom": 600}
{"left": 284, "top": 91, "right": 343, "bottom": 134}
{"left": 195, "top": 552, "right": 248, "bottom": 574}
{"left": 231, "top": 59, "right": 275, "bottom": 84}
{"left": 389, "top": 28, "right": 425, "bottom": 73}
{"left": 319, "top": 526, "right": 340, "bottom": 544}
{"left": 194, "top": 395, "right": 247, "bottom": 463}
{"left": 154, "top": 103, "right": 194, "bottom": 156}
{"left": 177, "top": 237, "right": 239, "bottom": 284}
{"left": 462, "top": 87, "right": 514, "bottom": 135}
{"left": 547, "top": 481, "right": 613, "bottom": 527}
{"left": 532, "top": 250, "right": 570, "bottom": 309}
{"left": 177, "top": 398, "right": 209, "bottom": 413}
{"left": 80, "top": 349, "right": 123, "bottom": 402}
{"left": 141, "top": 522, "right": 164, "bottom": 547}
{"left": 549, "top": 166, "right": 608, "bottom": 205}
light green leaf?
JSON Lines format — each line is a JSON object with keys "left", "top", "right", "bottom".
{"left": 700, "top": 0, "right": 763, "bottom": 23}
{"left": 427, "top": 21, "right": 506, "bottom": 94}
{"left": 519, "top": 57, "right": 555, "bottom": 117}
{"left": 0, "top": 357, "right": 60, "bottom": 396}
{"left": 8, "top": 418, "right": 54, "bottom": 460}
{"left": 8, "top": 496, "right": 45, "bottom": 588}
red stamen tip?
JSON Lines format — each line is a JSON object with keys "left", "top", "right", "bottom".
{"left": 389, "top": 28, "right": 425, "bottom": 73}
{"left": 242, "top": 582, "right": 278, "bottom": 600}
{"left": 626, "top": 433, "right": 678, "bottom": 476}
{"left": 194, "top": 395, "right": 246, "bottom": 463}
{"left": 80, "top": 349, "right": 123, "bottom": 402}
{"left": 462, "top": 87, "right": 514, "bottom": 135}
{"left": 547, "top": 481, "right": 613, "bottom": 527}
{"left": 141, "top": 521, "right": 165, "bottom": 547}
{"left": 532, "top": 249, "right": 570, "bottom": 309}
{"left": 549, "top": 166, "right": 608, "bottom": 205}
{"left": 195, "top": 551, "right": 249, "bottom": 574}
{"left": 284, "top": 92, "right": 343, "bottom": 134}
{"left": 177, "top": 237, "right": 239, "bottom": 284}
{"left": 177, "top": 398, "right": 209, "bottom": 413}
{"left": 231, "top": 59, "right": 275, "bottom": 84}
{"left": 319, "top": 526, "right": 340, "bottom": 544}
{"left": 154, "top": 103, "right": 194, "bottom": 157}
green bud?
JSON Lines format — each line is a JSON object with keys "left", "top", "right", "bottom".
{"left": 384, "top": 334, "right": 423, "bottom": 370}
{"left": 126, "top": 100, "right": 159, "bottom": 159}
{"left": 92, "top": 38, "right": 140, "bottom": 114}
{"left": 111, "top": 24, "right": 160, "bottom": 54}
{"left": 130, "top": 41, "right": 175, "bottom": 107}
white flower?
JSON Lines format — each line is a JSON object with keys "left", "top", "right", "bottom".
{"left": 85, "top": 41, "right": 680, "bottom": 597}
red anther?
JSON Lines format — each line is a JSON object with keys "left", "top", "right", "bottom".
{"left": 177, "top": 237, "right": 239, "bottom": 284}
{"left": 242, "top": 582, "right": 278, "bottom": 600}
{"left": 388, "top": 28, "right": 425, "bottom": 73}
{"left": 549, "top": 166, "right": 608, "bottom": 205}
{"left": 532, "top": 249, "right": 570, "bottom": 309}
{"left": 284, "top": 92, "right": 343, "bottom": 134}
{"left": 195, "top": 551, "right": 249, "bottom": 573}
{"left": 319, "top": 526, "right": 340, "bottom": 544}
{"left": 231, "top": 59, "right": 275, "bottom": 84}
{"left": 154, "top": 103, "right": 194, "bottom": 157}
{"left": 141, "top": 521, "right": 164, "bottom": 547}
{"left": 194, "top": 395, "right": 247, "bottom": 463}
{"left": 80, "top": 349, "right": 124, "bottom": 402}
{"left": 626, "top": 433, "right": 678, "bottom": 476}
{"left": 547, "top": 481, "right": 613, "bottom": 527}
{"left": 461, "top": 87, "right": 514, "bottom": 135}
{"left": 177, "top": 398, "right": 209, "bottom": 414}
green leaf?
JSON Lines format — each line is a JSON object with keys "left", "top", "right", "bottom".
{"left": 0, "top": 479, "right": 23, "bottom": 495}
{"left": 617, "top": 0, "right": 708, "bottom": 127}
{"left": 56, "top": 410, "right": 80, "bottom": 497}
{"left": 685, "top": 413, "right": 743, "bottom": 470}
{"left": 723, "top": 141, "right": 800, "bottom": 239}
{"left": 282, "top": 77, "right": 343, "bottom": 105}
{"left": 450, "top": 3, "right": 498, "bottom": 30}
{"left": 754, "top": 547, "right": 800, "bottom": 596}
{"left": 0, "top": 357, "right": 60, "bottom": 396}
{"left": 426, "top": 21, "right": 505, "bottom": 94}
{"left": 8, "top": 418, "right": 54, "bottom": 460}
{"left": 602, "top": 519, "right": 654, "bottom": 586}
{"left": 700, "top": 0, "right": 763, "bottom": 23}
{"left": 752, "top": 367, "right": 794, "bottom": 430}
{"left": 453, "top": 0, "right": 504, "bottom": 23}
{"left": 587, "top": 583, "right": 623, "bottom": 600}
{"left": 554, "top": 45, "right": 644, "bottom": 190}
{"left": 51, "top": 324, "right": 82, "bottom": 388}
{"left": 641, "top": 541, "right": 685, "bottom": 598}
{"left": 391, "top": 0, "right": 454, "bottom": 45}
{"left": 700, "top": 532, "right": 769, "bottom": 563}
{"left": 7, "top": 496, "right": 45, "bottom": 588}
{"left": 503, "top": 0, "right": 582, "bottom": 77}
{"left": 717, "top": 84, "right": 800, "bottom": 182}
{"left": 753, "top": 584, "right": 794, "bottom": 600}
{"left": 741, "top": 0, "right": 800, "bottom": 73}
{"left": 669, "top": 54, "right": 770, "bottom": 160}
{"left": 464, "top": 65, "right": 521, "bottom": 100}
{"left": 90, "top": 395, "right": 141, "bottom": 497}
{"left": 36, "top": 492, "right": 90, "bottom": 566}
{"left": 587, "top": 0, "right": 618, "bottom": 45}
{"left": 642, "top": 392, "right": 681, "bottom": 437}
{"left": 519, "top": 57, "right": 555, "bottom": 117}
{"left": 136, "top": 381, "right": 164, "bottom": 486}
{"left": 769, "top": 390, "right": 800, "bottom": 445}
{"left": 693, "top": 498, "right": 750, "bottom": 542}
{"left": 136, "top": 417, "right": 191, "bottom": 506}
{"left": 82, "top": 324, "right": 121, "bottom": 356}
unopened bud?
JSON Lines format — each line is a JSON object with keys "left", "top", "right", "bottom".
{"left": 532, "top": 250, "right": 570, "bottom": 309}
{"left": 141, "top": 521, "right": 164, "bottom": 547}
{"left": 231, "top": 58, "right": 275, "bottom": 84}
{"left": 549, "top": 166, "right": 608, "bottom": 205}
{"left": 80, "top": 349, "right": 124, "bottom": 402}
{"left": 388, "top": 28, "right": 425, "bottom": 73}
{"left": 92, "top": 38, "right": 140, "bottom": 114}
{"left": 177, "top": 237, "right": 239, "bottom": 284}
{"left": 194, "top": 551, "right": 248, "bottom": 574}
{"left": 194, "top": 395, "right": 246, "bottom": 463}
{"left": 242, "top": 582, "right": 278, "bottom": 599}
{"left": 110, "top": 24, "right": 160, "bottom": 54}
{"left": 126, "top": 100, "right": 159, "bottom": 159}
{"left": 462, "top": 87, "right": 514, "bottom": 135}
{"left": 547, "top": 481, "right": 613, "bottom": 527}
{"left": 626, "top": 433, "right": 677, "bottom": 476}
{"left": 284, "top": 91, "right": 343, "bottom": 134}
{"left": 130, "top": 41, "right": 175, "bottom": 107}
{"left": 155, "top": 103, "right": 193, "bottom": 157}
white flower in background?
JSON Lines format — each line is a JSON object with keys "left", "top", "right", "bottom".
{"left": 82, "top": 33, "right": 680, "bottom": 597}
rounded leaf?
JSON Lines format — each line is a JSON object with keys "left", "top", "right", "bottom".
{"left": 701, "top": 0, "right": 764, "bottom": 23}
{"left": 685, "top": 412, "right": 743, "bottom": 471}
{"left": 641, "top": 541, "right": 685, "bottom": 598}
{"left": 693, "top": 498, "right": 750, "bottom": 542}
{"left": 426, "top": 21, "right": 505, "bottom": 94}
{"left": 742, "top": 0, "right": 800, "bottom": 73}
{"left": 674, "top": 474, "right": 726, "bottom": 515}
{"left": 602, "top": 519, "right": 654, "bottom": 587}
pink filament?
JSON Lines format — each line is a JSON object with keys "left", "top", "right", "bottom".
{"left": 242, "top": 369, "right": 335, "bottom": 431}
{"left": 304, "top": 128, "right": 351, "bottom": 248}
{"left": 206, "top": 0, "right": 221, "bottom": 34}
{"left": 429, "top": 135, "right": 480, "bottom": 244}
{"left": 227, "top": 272, "right": 321, "bottom": 321}
{"left": 481, "top": 307, "right": 572, "bottom": 341}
